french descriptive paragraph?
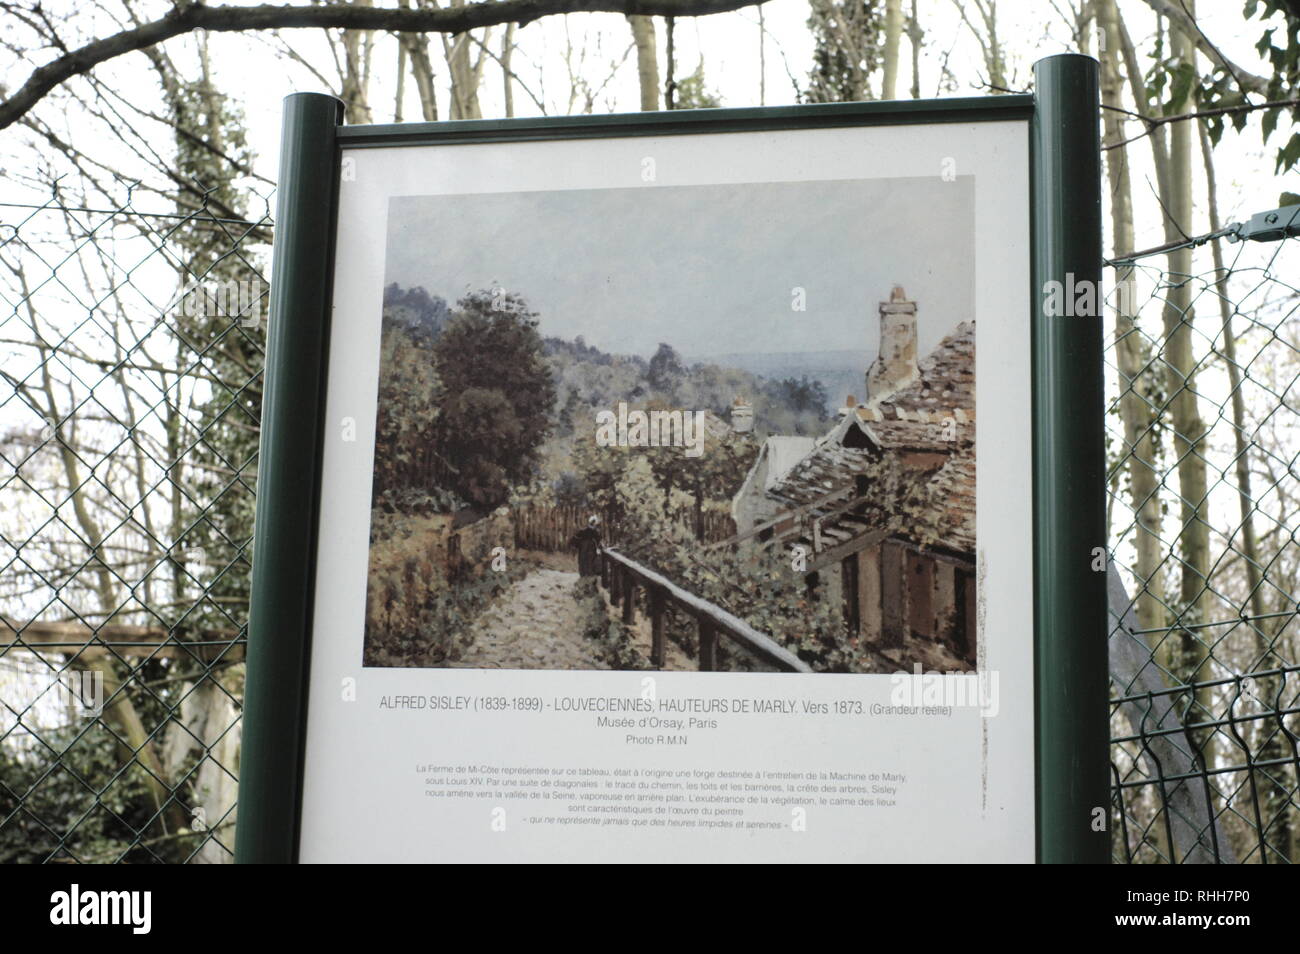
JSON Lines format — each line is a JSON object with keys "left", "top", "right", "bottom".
{"left": 418, "top": 764, "right": 909, "bottom": 830}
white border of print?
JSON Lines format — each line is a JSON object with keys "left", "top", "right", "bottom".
{"left": 299, "top": 121, "right": 1032, "bottom": 863}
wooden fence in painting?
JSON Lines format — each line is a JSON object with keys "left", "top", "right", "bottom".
{"left": 598, "top": 547, "right": 810, "bottom": 673}
{"left": 513, "top": 503, "right": 615, "bottom": 552}
{"left": 512, "top": 502, "right": 735, "bottom": 553}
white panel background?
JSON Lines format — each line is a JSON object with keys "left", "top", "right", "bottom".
{"left": 298, "top": 119, "right": 1033, "bottom": 863}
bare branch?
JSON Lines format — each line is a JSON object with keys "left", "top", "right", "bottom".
{"left": 1101, "top": 98, "right": 1300, "bottom": 152}
{"left": 0, "top": 0, "right": 766, "bottom": 130}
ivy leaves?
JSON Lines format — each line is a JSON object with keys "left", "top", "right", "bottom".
{"left": 1142, "top": 2, "right": 1300, "bottom": 172}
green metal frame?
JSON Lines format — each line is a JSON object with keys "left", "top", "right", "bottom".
{"left": 235, "top": 92, "right": 344, "bottom": 864}
{"left": 1031, "top": 54, "right": 1109, "bottom": 864}
{"left": 238, "top": 65, "right": 1104, "bottom": 863}
{"left": 337, "top": 94, "right": 1031, "bottom": 147}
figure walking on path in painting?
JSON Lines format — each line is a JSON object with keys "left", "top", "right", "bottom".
{"left": 570, "top": 515, "right": 603, "bottom": 577}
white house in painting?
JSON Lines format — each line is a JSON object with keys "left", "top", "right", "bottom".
{"left": 730, "top": 434, "right": 817, "bottom": 533}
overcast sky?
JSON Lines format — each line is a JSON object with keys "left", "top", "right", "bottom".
{"left": 384, "top": 175, "right": 974, "bottom": 360}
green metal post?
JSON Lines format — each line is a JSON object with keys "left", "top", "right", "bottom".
{"left": 236, "top": 93, "right": 343, "bottom": 864}
{"left": 1031, "top": 54, "right": 1110, "bottom": 863}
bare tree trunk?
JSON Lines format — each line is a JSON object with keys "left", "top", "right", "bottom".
{"left": 395, "top": 32, "right": 407, "bottom": 121}
{"left": 1114, "top": 7, "right": 1195, "bottom": 707}
{"left": 882, "top": 0, "right": 903, "bottom": 99}
{"left": 470, "top": 28, "right": 492, "bottom": 111}
{"left": 1100, "top": 0, "right": 1172, "bottom": 862}
{"left": 1111, "top": 7, "right": 1220, "bottom": 816}
{"left": 398, "top": 0, "right": 439, "bottom": 121}
{"left": 1197, "top": 126, "right": 1266, "bottom": 639}
{"left": 628, "top": 14, "right": 659, "bottom": 111}
{"left": 444, "top": 0, "right": 488, "bottom": 120}
{"left": 1100, "top": 0, "right": 1164, "bottom": 640}
{"left": 665, "top": 16, "right": 677, "bottom": 109}
{"left": 1116, "top": 8, "right": 1172, "bottom": 203}
{"left": 162, "top": 673, "right": 241, "bottom": 862}
{"left": 1076, "top": 0, "right": 1092, "bottom": 56}
{"left": 1163, "top": 9, "right": 1213, "bottom": 765}
{"left": 1199, "top": 122, "right": 1293, "bottom": 862}
{"left": 339, "top": 0, "right": 376, "bottom": 124}
{"left": 405, "top": 41, "right": 440, "bottom": 121}
{"left": 446, "top": 32, "right": 475, "bottom": 119}
{"left": 502, "top": 22, "right": 517, "bottom": 118}
{"left": 907, "top": 0, "right": 922, "bottom": 98}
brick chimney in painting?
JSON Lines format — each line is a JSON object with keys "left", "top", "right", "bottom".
{"left": 865, "top": 286, "right": 919, "bottom": 403}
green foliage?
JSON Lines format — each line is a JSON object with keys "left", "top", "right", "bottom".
{"left": 364, "top": 552, "right": 525, "bottom": 667}
{"left": 1195, "top": 1, "right": 1300, "bottom": 171}
{"left": 771, "top": 376, "right": 829, "bottom": 419}
{"left": 804, "top": 0, "right": 885, "bottom": 103}
{"left": 376, "top": 486, "right": 464, "bottom": 516}
{"left": 439, "top": 387, "right": 521, "bottom": 503}
{"left": 433, "top": 290, "right": 557, "bottom": 509}
{"left": 0, "top": 724, "right": 177, "bottom": 863}
{"left": 674, "top": 62, "right": 723, "bottom": 110}
{"left": 570, "top": 430, "right": 635, "bottom": 514}
{"left": 611, "top": 455, "right": 863, "bottom": 672}
{"left": 383, "top": 282, "right": 450, "bottom": 344}
{"left": 540, "top": 335, "right": 823, "bottom": 506}
{"left": 373, "top": 317, "right": 445, "bottom": 500}
{"left": 373, "top": 286, "right": 558, "bottom": 510}
{"left": 541, "top": 332, "right": 830, "bottom": 438}
{"left": 172, "top": 68, "right": 264, "bottom": 639}
{"left": 647, "top": 342, "right": 686, "bottom": 392}
{"left": 573, "top": 577, "right": 653, "bottom": 669}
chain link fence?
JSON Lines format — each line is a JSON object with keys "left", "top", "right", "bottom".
{"left": 1107, "top": 208, "right": 1300, "bottom": 863}
{"left": 1, "top": 179, "right": 1297, "bottom": 862}
{"left": 0, "top": 188, "right": 271, "bottom": 862}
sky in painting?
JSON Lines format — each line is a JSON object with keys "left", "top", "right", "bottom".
{"left": 384, "top": 175, "right": 974, "bottom": 362}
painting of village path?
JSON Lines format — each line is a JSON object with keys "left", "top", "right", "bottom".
{"left": 362, "top": 177, "right": 977, "bottom": 674}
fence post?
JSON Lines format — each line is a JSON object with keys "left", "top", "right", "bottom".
{"left": 649, "top": 587, "right": 666, "bottom": 667}
{"left": 1031, "top": 53, "right": 1110, "bottom": 864}
{"left": 622, "top": 576, "right": 637, "bottom": 625}
{"left": 698, "top": 619, "right": 717, "bottom": 672}
{"left": 235, "top": 92, "right": 344, "bottom": 864}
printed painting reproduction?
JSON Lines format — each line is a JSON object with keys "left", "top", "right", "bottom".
{"left": 361, "top": 177, "right": 976, "bottom": 676}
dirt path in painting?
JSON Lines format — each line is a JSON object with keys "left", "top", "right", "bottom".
{"left": 449, "top": 565, "right": 700, "bottom": 671}
{"left": 450, "top": 568, "right": 610, "bottom": 670}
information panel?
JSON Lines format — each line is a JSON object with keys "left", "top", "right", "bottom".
{"left": 293, "top": 109, "right": 1037, "bottom": 862}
